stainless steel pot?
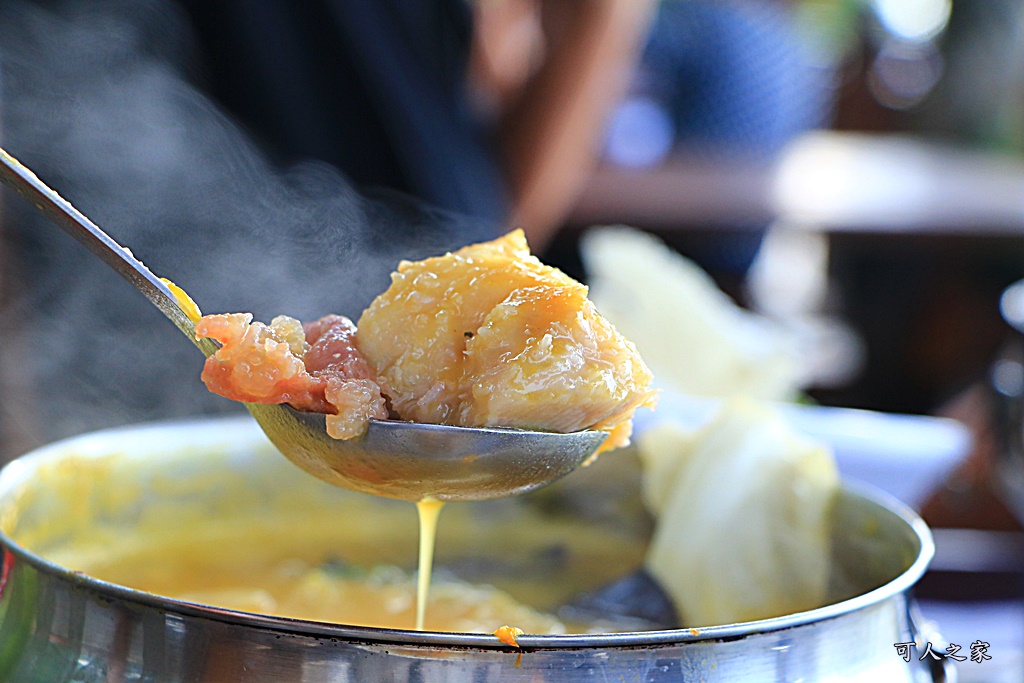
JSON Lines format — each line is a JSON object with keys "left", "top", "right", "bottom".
{"left": 0, "top": 417, "right": 944, "bottom": 682}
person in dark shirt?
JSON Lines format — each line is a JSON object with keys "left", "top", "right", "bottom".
{"left": 177, "top": 0, "right": 508, "bottom": 226}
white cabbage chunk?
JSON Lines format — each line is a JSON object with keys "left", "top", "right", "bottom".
{"left": 639, "top": 398, "right": 839, "bottom": 626}
{"left": 581, "top": 226, "right": 803, "bottom": 401}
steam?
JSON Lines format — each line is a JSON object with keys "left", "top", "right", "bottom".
{"left": 0, "top": 0, "right": 496, "bottom": 458}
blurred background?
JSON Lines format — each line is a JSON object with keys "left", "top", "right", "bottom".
{"left": 1, "top": 0, "right": 1024, "bottom": 679}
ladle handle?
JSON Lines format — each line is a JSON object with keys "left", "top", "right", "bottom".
{"left": 0, "top": 147, "right": 216, "bottom": 357}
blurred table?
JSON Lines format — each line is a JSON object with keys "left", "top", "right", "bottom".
{"left": 572, "top": 131, "right": 1024, "bottom": 235}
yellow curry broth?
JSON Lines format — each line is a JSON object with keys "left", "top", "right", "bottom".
{"left": 1, "top": 443, "right": 650, "bottom": 633}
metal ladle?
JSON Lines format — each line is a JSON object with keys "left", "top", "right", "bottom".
{"left": 0, "top": 148, "right": 606, "bottom": 501}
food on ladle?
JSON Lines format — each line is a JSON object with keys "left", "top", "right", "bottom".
{"left": 197, "top": 230, "right": 656, "bottom": 448}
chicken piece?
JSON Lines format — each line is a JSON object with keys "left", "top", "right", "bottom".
{"left": 356, "top": 230, "right": 656, "bottom": 450}
{"left": 195, "top": 313, "right": 388, "bottom": 439}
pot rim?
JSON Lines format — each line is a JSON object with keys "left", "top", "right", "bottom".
{"left": 0, "top": 416, "right": 934, "bottom": 650}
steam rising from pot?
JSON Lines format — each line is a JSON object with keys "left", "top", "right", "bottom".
{"left": 0, "top": 0, "right": 496, "bottom": 458}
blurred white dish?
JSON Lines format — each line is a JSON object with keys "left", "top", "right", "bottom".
{"left": 634, "top": 391, "right": 971, "bottom": 509}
